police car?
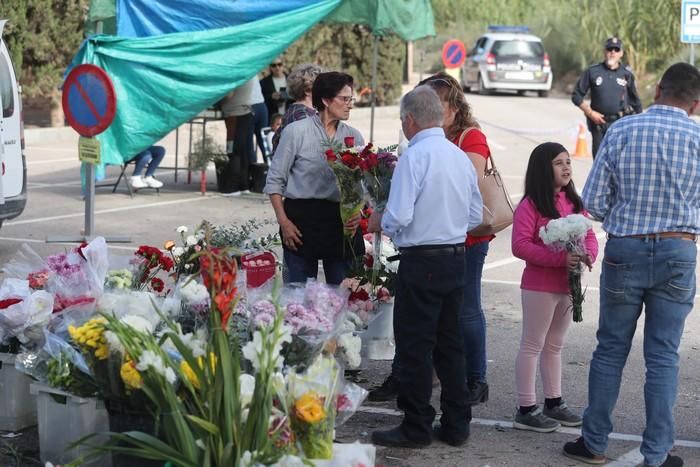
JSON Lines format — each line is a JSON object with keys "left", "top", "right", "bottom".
{"left": 461, "top": 25, "right": 553, "bottom": 97}
{"left": 0, "top": 19, "right": 27, "bottom": 228}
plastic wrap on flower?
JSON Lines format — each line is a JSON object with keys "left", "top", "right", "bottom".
{"left": 335, "top": 380, "right": 368, "bottom": 426}
{"left": 287, "top": 355, "right": 341, "bottom": 459}
{"left": 46, "top": 237, "right": 109, "bottom": 313}
{"left": 42, "top": 330, "right": 98, "bottom": 396}
{"left": 0, "top": 278, "right": 54, "bottom": 348}
{"left": 2, "top": 243, "right": 47, "bottom": 283}
{"left": 249, "top": 280, "right": 348, "bottom": 370}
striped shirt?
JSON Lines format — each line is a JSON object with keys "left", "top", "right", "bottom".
{"left": 582, "top": 105, "right": 700, "bottom": 235}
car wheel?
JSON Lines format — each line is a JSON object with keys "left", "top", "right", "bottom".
{"left": 517, "top": 90, "right": 527, "bottom": 97}
{"left": 538, "top": 90, "right": 549, "bottom": 98}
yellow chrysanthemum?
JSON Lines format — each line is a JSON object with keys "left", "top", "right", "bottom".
{"left": 294, "top": 392, "right": 326, "bottom": 424}
{"left": 120, "top": 360, "right": 143, "bottom": 390}
{"left": 69, "top": 318, "right": 110, "bottom": 360}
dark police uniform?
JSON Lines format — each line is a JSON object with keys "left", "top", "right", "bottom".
{"left": 572, "top": 60, "right": 642, "bottom": 157}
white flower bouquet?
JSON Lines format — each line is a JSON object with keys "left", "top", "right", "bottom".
{"left": 539, "top": 213, "right": 592, "bottom": 322}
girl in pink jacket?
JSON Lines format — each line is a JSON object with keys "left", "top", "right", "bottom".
{"left": 511, "top": 142, "right": 599, "bottom": 433}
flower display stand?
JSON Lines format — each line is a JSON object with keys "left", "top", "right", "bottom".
{"left": 107, "top": 401, "right": 162, "bottom": 467}
{"left": 30, "top": 384, "right": 112, "bottom": 467}
{"left": 312, "top": 442, "right": 376, "bottom": 466}
{"left": 0, "top": 353, "right": 37, "bottom": 431}
{"left": 359, "top": 299, "right": 395, "bottom": 362}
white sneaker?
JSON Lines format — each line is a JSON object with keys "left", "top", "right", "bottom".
{"left": 130, "top": 176, "right": 147, "bottom": 189}
{"left": 143, "top": 176, "right": 163, "bottom": 188}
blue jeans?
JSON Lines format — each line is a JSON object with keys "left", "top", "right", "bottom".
{"left": 251, "top": 102, "right": 268, "bottom": 164}
{"left": 460, "top": 241, "right": 489, "bottom": 383}
{"left": 582, "top": 236, "right": 696, "bottom": 466}
{"left": 282, "top": 249, "right": 349, "bottom": 285}
{"left": 131, "top": 146, "right": 166, "bottom": 177}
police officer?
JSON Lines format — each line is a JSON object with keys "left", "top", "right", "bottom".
{"left": 572, "top": 37, "right": 642, "bottom": 158}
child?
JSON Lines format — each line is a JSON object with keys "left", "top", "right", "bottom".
{"left": 511, "top": 142, "right": 598, "bottom": 432}
{"left": 263, "top": 113, "right": 283, "bottom": 161}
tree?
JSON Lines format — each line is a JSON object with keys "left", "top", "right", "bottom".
{"left": 282, "top": 24, "right": 405, "bottom": 106}
{"left": 0, "top": 0, "right": 87, "bottom": 125}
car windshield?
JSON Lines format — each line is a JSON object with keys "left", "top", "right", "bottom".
{"left": 492, "top": 40, "right": 544, "bottom": 58}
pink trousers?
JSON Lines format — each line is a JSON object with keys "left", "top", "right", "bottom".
{"left": 515, "top": 289, "right": 572, "bottom": 407}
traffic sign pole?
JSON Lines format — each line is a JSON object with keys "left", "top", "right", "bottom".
{"left": 48, "top": 64, "right": 130, "bottom": 244}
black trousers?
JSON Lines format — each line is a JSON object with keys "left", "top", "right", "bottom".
{"left": 590, "top": 123, "right": 608, "bottom": 159}
{"left": 229, "top": 112, "right": 253, "bottom": 192}
{"left": 394, "top": 252, "right": 471, "bottom": 442}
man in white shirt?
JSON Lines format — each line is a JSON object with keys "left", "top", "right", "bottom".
{"left": 369, "top": 86, "right": 483, "bottom": 448}
{"left": 220, "top": 77, "right": 257, "bottom": 194}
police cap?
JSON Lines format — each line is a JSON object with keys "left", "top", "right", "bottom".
{"left": 605, "top": 37, "right": 623, "bottom": 50}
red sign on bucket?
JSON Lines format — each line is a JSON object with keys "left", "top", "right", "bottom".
{"left": 241, "top": 251, "right": 277, "bottom": 288}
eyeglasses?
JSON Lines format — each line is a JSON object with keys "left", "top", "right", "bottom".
{"left": 606, "top": 47, "right": 621, "bottom": 53}
{"left": 271, "top": 63, "right": 283, "bottom": 67}
{"left": 335, "top": 95, "right": 356, "bottom": 104}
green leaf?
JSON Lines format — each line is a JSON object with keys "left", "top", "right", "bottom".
{"left": 186, "top": 415, "right": 220, "bottom": 435}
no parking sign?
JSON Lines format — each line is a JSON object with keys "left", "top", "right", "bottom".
{"left": 442, "top": 39, "right": 466, "bottom": 69}
{"left": 62, "top": 64, "right": 116, "bottom": 138}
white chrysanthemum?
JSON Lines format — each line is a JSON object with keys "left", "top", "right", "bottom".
{"left": 180, "top": 280, "right": 209, "bottom": 304}
{"left": 185, "top": 235, "right": 198, "bottom": 246}
{"left": 176, "top": 226, "right": 188, "bottom": 234}
{"left": 338, "top": 332, "right": 362, "bottom": 369}
{"left": 180, "top": 329, "right": 207, "bottom": 358}
{"left": 540, "top": 214, "right": 592, "bottom": 245}
{"left": 172, "top": 246, "right": 185, "bottom": 258}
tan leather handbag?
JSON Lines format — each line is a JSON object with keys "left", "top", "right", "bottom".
{"left": 458, "top": 128, "right": 514, "bottom": 236}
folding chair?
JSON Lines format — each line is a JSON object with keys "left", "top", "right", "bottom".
{"left": 96, "top": 162, "right": 134, "bottom": 198}
{"left": 261, "top": 126, "right": 274, "bottom": 164}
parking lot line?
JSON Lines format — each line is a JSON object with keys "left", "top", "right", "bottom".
{"left": 5, "top": 194, "right": 215, "bottom": 226}
{"left": 356, "top": 406, "right": 700, "bottom": 449}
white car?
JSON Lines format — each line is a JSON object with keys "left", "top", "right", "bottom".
{"left": 461, "top": 26, "right": 553, "bottom": 97}
{"left": 0, "top": 19, "right": 27, "bottom": 228}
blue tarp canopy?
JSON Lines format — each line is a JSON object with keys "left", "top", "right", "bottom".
{"left": 75, "top": 0, "right": 435, "bottom": 174}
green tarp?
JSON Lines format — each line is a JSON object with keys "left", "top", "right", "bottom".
{"left": 75, "top": 0, "right": 435, "bottom": 173}
{"left": 73, "top": 0, "right": 342, "bottom": 171}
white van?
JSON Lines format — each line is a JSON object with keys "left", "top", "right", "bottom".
{"left": 0, "top": 19, "right": 27, "bottom": 227}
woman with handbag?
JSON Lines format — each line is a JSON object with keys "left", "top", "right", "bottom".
{"left": 368, "top": 72, "right": 512, "bottom": 405}
{"left": 423, "top": 72, "right": 511, "bottom": 406}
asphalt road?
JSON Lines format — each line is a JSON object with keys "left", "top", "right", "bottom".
{"left": 3, "top": 92, "right": 700, "bottom": 467}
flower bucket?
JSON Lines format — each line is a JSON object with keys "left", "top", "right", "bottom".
{"left": 106, "top": 401, "right": 162, "bottom": 467}
{"left": 359, "top": 299, "right": 395, "bottom": 362}
{"left": 30, "top": 383, "right": 111, "bottom": 467}
{"left": 0, "top": 352, "right": 37, "bottom": 430}
{"left": 215, "top": 159, "right": 235, "bottom": 193}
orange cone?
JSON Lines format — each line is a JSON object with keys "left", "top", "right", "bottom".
{"left": 573, "top": 123, "right": 589, "bottom": 158}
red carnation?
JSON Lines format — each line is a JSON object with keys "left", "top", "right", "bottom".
{"left": 344, "top": 136, "right": 355, "bottom": 148}
{"left": 0, "top": 298, "right": 22, "bottom": 309}
{"left": 349, "top": 288, "right": 370, "bottom": 302}
{"left": 150, "top": 277, "right": 164, "bottom": 293}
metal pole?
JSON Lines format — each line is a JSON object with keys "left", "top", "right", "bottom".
{"left": 84, "top": 162, "right": 95, "bottom": 238}
{"left": 370, "top": 34, "right": 378, "bottom": 142}
{"left": 691, "top": 43, "right": 696, "bottom": 66}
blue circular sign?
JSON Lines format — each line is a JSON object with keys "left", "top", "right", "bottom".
{"left": 62, "top": 64, "right": 116, "bottom": 137}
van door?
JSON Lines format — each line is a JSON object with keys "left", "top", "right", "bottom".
{"left": 0, "top": 20, "right": 23, "bottom": 201}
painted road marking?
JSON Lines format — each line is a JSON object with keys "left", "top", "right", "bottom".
{"left": 357, "top": 406, "right": 700, "bottom": 450}
{"left": 4, "top": 195, "right": 217, "bottom": 226}
{"left": 0, "top": 235, "right": 137, "bottom": 251}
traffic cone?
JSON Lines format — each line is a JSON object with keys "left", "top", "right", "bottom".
{"left": 573, "top": 123, "right": 589, "bottom": 158}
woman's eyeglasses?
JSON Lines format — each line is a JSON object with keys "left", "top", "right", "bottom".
{"left": 271, "top": 62, "right": 283, "bottom": 67}
{"left": 335, "top": 95, "right": 356, "bottom": 104}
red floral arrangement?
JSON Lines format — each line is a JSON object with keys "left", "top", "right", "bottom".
{"left": 199, "top": 248, "right": 238, "bottom": 329}
{"left": 133, "top": 245, "right": 175, "bottom": 295}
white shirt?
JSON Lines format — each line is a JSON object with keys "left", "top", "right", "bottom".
{"left": 272, "top": 75, "right": 287, "bottom": 114}
{"left": 381, "top": 127, "right": 483, "bottom": 247}
{"left": 220, "top": 77, "right": 257, "bottom": 116}
{"left": 250, "top": 77, "right": 265, "bottom": 106}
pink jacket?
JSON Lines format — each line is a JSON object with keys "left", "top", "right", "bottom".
{"left": 511, "top": 192, "right": 599, "bottom": 294}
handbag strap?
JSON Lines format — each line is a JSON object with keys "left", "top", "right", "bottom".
{"left": 458, "top": 127, "right": 497, "bottom": 175}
